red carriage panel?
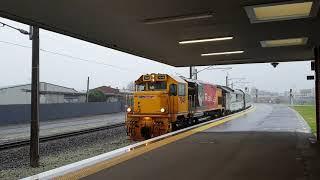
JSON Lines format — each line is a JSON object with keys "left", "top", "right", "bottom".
{"left": 198, "top": 83, "right": 219, "bottom": 110}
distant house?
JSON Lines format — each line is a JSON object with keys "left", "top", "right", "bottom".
{"left": 0, "top": 82, "right": 86, "bottom": 105}
{"left": 91, "top": 86, "right": 121, "bottom": 103}
{"left": 91, "top": 86, "right": 134, "bottom": 104}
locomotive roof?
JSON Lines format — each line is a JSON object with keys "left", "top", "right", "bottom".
{"left": 234, "top": 89, "right": 244, "bottom": 94}
{"left": 170, "top": 75, "right": 187, "bottom": 84}
{"left": 180, "top": 76, "right": 217, "bottom": 87}
{"left": 219, "top": 86, "right": 234, "bottom": 93}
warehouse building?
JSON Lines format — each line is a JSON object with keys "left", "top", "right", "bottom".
{"left": 0, "top": 82, "right": 86, "bottom": 105}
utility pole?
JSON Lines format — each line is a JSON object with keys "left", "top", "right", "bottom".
{"left": 0, "top": 21, "right": 40, "bottom": 167}
{"left": 86, "top": 76, "right": 90, "bottom": 102}
{"left": 30, "top": 26, "right": 40, "bottom": 167}
{"left": 189, "top": 66, "right": 192, "bottom": 79}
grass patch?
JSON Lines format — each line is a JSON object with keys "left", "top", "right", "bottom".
{"left": 292, "top": 105, "right": 316, "bottom": 134}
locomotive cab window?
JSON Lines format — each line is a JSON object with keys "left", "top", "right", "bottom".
{"left": 136, "top": 84, "right": 146, "bottom": 91}
{"left": 169, "top": 84, "right": 177, "bottom": 96}
{"left": 178, "top": 83, "right": 186, "bottom": 96}
{"left": 148, "top": 81, "right": 166, "bottom": 91}
{"left": 136, "top": 82, "right": 166, "bottom": 91}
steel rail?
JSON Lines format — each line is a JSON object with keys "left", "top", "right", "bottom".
{"left": 0, "top": 123, "right": 125, "bottom": 151}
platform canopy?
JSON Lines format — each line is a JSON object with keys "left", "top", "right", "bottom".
{"left": 0, "top": 0, "right": 319, "bottom": 66}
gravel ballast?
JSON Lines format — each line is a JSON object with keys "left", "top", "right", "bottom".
{"left": 0, "top": 126, "right": 134, "bottom": 179}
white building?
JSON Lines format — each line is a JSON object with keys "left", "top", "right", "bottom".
{"left": 0, "top": 82, "right": 86, "bottom": 105}
{"left": 296, "top": 88, "right": 315, "bottom": 98}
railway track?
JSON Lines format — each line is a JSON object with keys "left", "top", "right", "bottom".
{"left": 0, "top": 122, "right": 125, "bottom": 151}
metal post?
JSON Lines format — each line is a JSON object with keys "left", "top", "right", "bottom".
{"left": 314, "top": 46, "right": 320, "bottom": 140}
{"left": 226, "top": 76, "right": 228, "bottom": 87}
{"left": 86, "top": 76, "right": 90, "bottom": 102}
{"left": 289, "top": 89, "right": 293, "bottom": 105}
{"left": 189, "top": 66, "right": 192, "bottom": 79}
{"left": 30, "top": 26, "right": 40, "bottom": 167}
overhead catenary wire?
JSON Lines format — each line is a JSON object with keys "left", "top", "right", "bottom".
{"left": 197, "top": 65, "right": 232, "bottom": 74}
{"left": 0, "top": 39, "right": 145, "bottom": 73}
{"left": 0, "top": 21, "right": 29, "bottom": 35}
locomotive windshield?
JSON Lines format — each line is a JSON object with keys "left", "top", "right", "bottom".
{"left": 136, "top": 81, "right": 167, "bottom": 91}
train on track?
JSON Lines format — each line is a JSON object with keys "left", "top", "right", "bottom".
{"left": 126, "top": 73, "right": 251, "bottom": 140}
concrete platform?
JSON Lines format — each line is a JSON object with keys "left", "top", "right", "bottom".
{"left": 0, "top": 112, "right": 124, "bottom": 143}
{"left": 75, "top": 104, "right": 320, "bottom": 180}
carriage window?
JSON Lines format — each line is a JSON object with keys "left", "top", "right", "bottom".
{"left": 236, "top": 94, "right": 243, "bottom": 102}
{"left": 178, "top": 83, "right": 186, "bottom": 96}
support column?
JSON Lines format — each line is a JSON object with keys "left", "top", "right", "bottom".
{"left": 30, "top": 26, "right": 40, "bottom": 167}
{"left": 189, "top": 66, "right": 192, "bottom": 79}
{"left": 314, "top": 46, "right": 320, "bottom": 140}
{"left": 86, "top": 76, "right": 90, "bottom": 102}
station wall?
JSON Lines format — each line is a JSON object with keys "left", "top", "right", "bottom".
{"left": 0, "top": 102, "right": 123, "bottom": 125}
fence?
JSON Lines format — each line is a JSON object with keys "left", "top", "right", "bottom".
{"left": 0, "top": 102, "right": 124, "bottom": 125}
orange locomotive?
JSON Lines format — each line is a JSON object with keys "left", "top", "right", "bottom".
{"left": 126, "top": 73, "right": 224, "bottom": 140}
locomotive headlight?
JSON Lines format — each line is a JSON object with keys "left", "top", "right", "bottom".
{"left": 160, "top": 108, "right": 165, "bottom": 113}
{"left": 127, "top": 107, "right": 132, "bottom": 112}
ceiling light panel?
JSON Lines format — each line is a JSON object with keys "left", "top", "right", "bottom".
{"left": 245, "top": 1, "right": 315, "bottom": 23}
{"left": 201, "top": 50, "right": 244, "bottom": 56}
{"left": 260, "top": 37, "right": 308, "bottom": 47}
{"left": 179, "top": 37, "right": 233, "bottom": 44}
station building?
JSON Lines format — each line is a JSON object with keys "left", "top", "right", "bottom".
{"left": 0, "top": 82, "right": 86, "bottom": 105}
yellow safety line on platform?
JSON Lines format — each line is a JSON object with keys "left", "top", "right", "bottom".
{"left": 57, "top": 107, "right": 255, "bottom": 180}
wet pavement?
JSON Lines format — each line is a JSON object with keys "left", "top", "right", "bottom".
{"left": 205, "top": 104, "right": 310, "bottom": 133}
{"left": 81, "top": 104, "right": 320, "bottom": 180}
{"left": 0, "top": 112, "right": 125, "bottom": 143}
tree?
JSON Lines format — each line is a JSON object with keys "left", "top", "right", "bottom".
{"left": 88, "top": 90, "right": 106, "bottom": 102}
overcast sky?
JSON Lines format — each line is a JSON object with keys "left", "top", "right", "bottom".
{"left": 0, "top": 17, "right": 315, "bottom": 93}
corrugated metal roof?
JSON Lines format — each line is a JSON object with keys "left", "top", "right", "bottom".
{"left": 0, "top": 82, "right": 78, "bottom": 93}
{"left": 219, "top": 86, "right": 235, "bottom": 93}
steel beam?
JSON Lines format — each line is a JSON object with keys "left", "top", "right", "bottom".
{"left": 314, "top": 46, "right": 320, "bottom": 140}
